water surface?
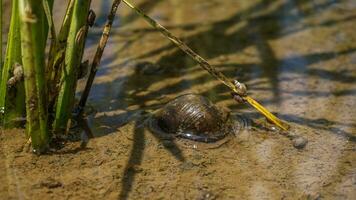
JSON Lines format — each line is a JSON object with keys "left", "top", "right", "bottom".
{"left": 1, "top": 0, "right": 355, "bottom": 199}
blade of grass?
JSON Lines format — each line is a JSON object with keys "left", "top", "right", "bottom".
{"left": 19, "top": 0, "right": 49, "bottom": 152}
{"left": 47, "top": 0, "right": 75, "bottom": 109}
{"left": 78, "top": 0, "right": 121, "bottom": 114}
{"left": 122, "top": 0, "right": 289, "bottom": 130}
{"left": 43, "top": 0, "right": 56, "bottom": 81}
{"left": 41, "top": 0, "right": 53, "bottom": 50}
{"left": 42, "top": 0, "right": 56, "bottom": 42}
{"left": 0, "top": 0, "right": 26, "bottom": 127}
{"left": 57, "top": 0, "right": 75, "bottom": 44}
{"left": 52, "top": 0, "right": 92, "bottom": 134}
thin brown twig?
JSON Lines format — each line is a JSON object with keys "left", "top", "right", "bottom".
{"left": 77, "top": 0, "right": 121, "bottom": 114}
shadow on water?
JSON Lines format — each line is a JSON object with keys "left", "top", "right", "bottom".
{"left": 242, "top": 111, "right": 356, "bottom": 142}
{"left": 118, "top": 118, "right": 185, "bottom": 200}
{"left": 281, "top": 114, "right": 356, "bottom": 142}
{"left": 102, "top": 0, "right": 353, "bottom": 102}
{"left": 87, "top": 0, "right": 164, "bottom": 49}
{"left": 89, "top": 0, "right": 355, "bottom": 87}
{"left": 77, "top": 0, "right": 356, "bottom": 198}
{"left": 118, "top": 120, "right": 145, "bottom": 200}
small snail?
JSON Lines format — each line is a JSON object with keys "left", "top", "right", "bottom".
{"left": 231, "top": 80, "right": 247, "bottom": 103}
{"left": 7, "top": 63, "right": 24, "bottom": 88}
{"left": 149, "top": 94, "right": 238, "bottom": 143}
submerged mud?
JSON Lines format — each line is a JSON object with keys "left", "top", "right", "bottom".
{"left": 1, "top": 0, "right": 356, "bottom": 199}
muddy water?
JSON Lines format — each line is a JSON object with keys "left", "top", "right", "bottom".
{"left": 1, "top": 0, "right": 356, "bottom": 199}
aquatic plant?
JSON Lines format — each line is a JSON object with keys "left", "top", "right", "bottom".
{"left": 52, "top": 0, "right": 92, "bottom": 135}
{"left": 0, "top": 0, "right": 120, "bottom": 153}
{"left": 0, "top": 0, "right": 25, "bottom": 128}
{"left": 0, "top": 0, "right": 288, "bottom": 154}
{"left": 18, "top": 0, "right": 51, "bottom": 152}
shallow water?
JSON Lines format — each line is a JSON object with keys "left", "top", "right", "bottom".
{"left": 1, "top": 0, "right": 356, "bottom": 199}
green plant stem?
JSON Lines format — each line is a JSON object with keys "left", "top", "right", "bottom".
{"left": 42, "top": 0, "right": 56, "bottom": 72}
{"left": 19, "top": 0, "right": 49, "bottom": 152}
{"left": 0, "top": 0, "right": 25, "bottom": 127}
{"left": 47, "top": 0, "right": 75, "bottom": 109}
{"left": 41, "top": 0, "right": 53, "bottom": 50}
{"left": 78, "top": 0, "right": 121, "bottom": 114}
{"left": 53, "top": 0, "right": 92, "bottom": 134}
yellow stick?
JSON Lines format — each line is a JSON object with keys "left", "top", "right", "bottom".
{"left": 244, "top": 96, "right": 289, "bottom": 130}
{"left": 122, "top": 0, "right": 290, "bottom": 131}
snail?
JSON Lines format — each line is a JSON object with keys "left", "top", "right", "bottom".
{"left": 231, "top": 80, "right": 247, "bottom": 103}
{"left": 149, "top": 94, "right": 239, "bottom": 143}
{"left": 148, "top": 93, "right": 308, "bottom": 149}
{"left": 7, "top": 63, "right": 24, "bottom": 88}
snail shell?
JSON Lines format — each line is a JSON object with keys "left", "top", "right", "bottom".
{"left": 150, "top": 94, "right": 235, "bottom": 143}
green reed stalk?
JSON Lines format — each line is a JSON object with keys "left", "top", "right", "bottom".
{"left": 53, "top": 0, "right": 92, "bottom": 134}
{"left": 47, "top": 0, "right": 75, "bottom": 110}
{"left": 42, "top": 0, "right": 56, "bottom": 73}
{"left": 0, "top": 0, "right": 25, "bottom": 127}
{"left": 19, "top": 0, "right": 49, "bottom": 152}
